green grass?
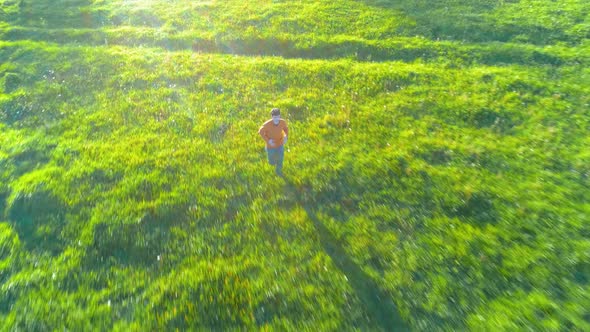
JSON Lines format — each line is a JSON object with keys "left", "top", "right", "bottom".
{"left": 1, "top": 0, "right": 589, "bottom": 330}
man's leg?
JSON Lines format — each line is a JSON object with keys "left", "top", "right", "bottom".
{"left": 275, "top": 145, "right": 284, "bottom": 175}
{"left": 266, "top": 147, "right": 276, "bottom": 166}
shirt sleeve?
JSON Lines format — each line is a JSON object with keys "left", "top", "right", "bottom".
{"left": 258, "top": 124, "right": 269, "bottom": 142}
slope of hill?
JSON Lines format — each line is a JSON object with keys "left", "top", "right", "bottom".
{"left": 1, "top": 0, "right": 589, "bottom": 330}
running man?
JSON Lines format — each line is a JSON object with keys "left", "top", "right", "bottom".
{"left": 258, "top": 108, "right": 289, "bottom": 176}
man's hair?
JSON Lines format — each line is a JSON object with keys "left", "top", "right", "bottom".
{"left": 271, "top": 108, "right": 280, "bottom": 116}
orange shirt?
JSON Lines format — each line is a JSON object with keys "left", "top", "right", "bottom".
{"left": 259, "top": 119, "right": 288, "bottom": 149}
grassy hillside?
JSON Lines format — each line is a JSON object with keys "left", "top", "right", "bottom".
{"left": 1, "top": 0, "right": 589, "bottom": 330}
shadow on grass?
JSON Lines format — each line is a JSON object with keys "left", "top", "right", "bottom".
{"left": 362, "top": 0, "right": 570, "bottom": 45}
{"left": 7, "top": 190, "right": 67, "bottom": 256}
{"left": 0, "top": 27, "right": 566, "bottom": 66}
{"left": 15, "top": 0, "right": 109, "bottom": 30}
{"left": 283, "top": 177, "right": 409, "bottom": 331}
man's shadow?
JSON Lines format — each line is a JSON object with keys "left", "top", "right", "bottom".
{"left": 283, "top": 178, "right": 409, "bottom": 331}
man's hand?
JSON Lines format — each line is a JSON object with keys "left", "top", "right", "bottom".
{"left": 283, "top": 135, "right": 287, "bottom": 145}
{"left": 268, "top": 139, "right": 275, "bottom": 147}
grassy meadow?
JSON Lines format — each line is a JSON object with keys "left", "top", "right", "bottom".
{"left": 1, "top": 0, "right": 589, "bottom": 330}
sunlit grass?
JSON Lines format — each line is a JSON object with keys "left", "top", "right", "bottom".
{"left": 0, "top": 0, "right": 589, "bottom": 330}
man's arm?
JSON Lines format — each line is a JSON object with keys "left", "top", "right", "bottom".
{"left": 258, "top": 125, "right": 269, "bottom": 142}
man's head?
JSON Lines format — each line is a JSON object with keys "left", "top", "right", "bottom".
{"left": 271, "top": 108, "right": 280, "bottom": 124}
